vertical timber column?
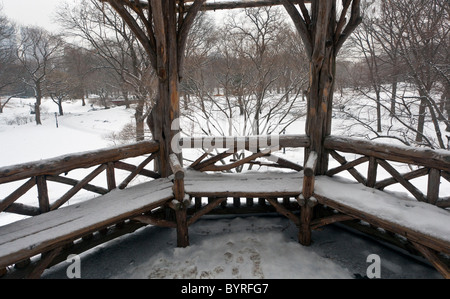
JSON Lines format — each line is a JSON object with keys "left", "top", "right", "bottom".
{"left": 150, "top": 0, "right": 181, "bottom": 178}
{"left": 306, "top": 1, "right": 336, "bottom": 175}
{"left": 282, "top": 0, "right": 362, "bottom": 175}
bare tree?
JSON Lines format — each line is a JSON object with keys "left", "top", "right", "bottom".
{"left": 16, "top": 26, "right": 64, "bottom": 125}
{"left": 393, "top": 0, "right": 449, "bottom": 148}
{"left": 0, "top": 7, "right": 22, "bottom": 112}
{"left": 58, "top": 0, "right": 157, "bottom": 141}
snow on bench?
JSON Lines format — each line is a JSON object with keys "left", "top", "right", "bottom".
{"left": 184, "top": 170, "right": 304, "bottom": 198}
{"left": 314, "top": 176, "right": 450, "bottom": 254}
{"left": 0, "top": 178, "right": 174, "bottom": 270}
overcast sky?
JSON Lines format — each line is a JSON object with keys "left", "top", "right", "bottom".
{"left": 1, "top": 0, "right": 65, "bottom": 31}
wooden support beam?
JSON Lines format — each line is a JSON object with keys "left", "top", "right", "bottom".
{"left": 0, "top": 178, "right": 35, "bottom": 213}
{"left": 189, "top": 0, "right": 310, "bottom": 11}
{"left": 46, "top": 175, "right": 108, "bottom": 195}
{"left": 366, "top": 156, "right": 378, "bottom": 188}
{"left": 114, "top": 161, "right": 160, "bottom": 179}
{"left": 187, "top": 197, "right": 227, "bottom": 226}
{"left": 119, "top": 153, "right": 156, "bottom": 189}
{"left": 36, "top": 176, "right": 50, "bottom": 213}
{"left": 329, "top": 150, "right": 367, "bottom": 184}
{"left": 298, "top": 196, "right": 317, "bottom": 246}
{"left": 266, "top": 198, "right": 299, "bottom": 226}
{"left": 377, "top": 159, "right": 427, "bottom": 202}
{"left": 200, "top": 148, "right": 278, "bottom": 172}
{"left": 50, "top": 164, "right": 107, "bottom": 211}
{"left": 375, "top": 167, "right": 428, "bottom": 190}
{"left": 303, "top": 151, "right": 317, "bottom": 200}
{"left": 310, "top": 214, "right": 354, "bottom": 230}
{"left": 133, "top": 215, "right": 177, "bottom": 228}
{"left": 326, "top": 156, "right": 369, "bottom": 177}
{"left": 26, "top": 247, "right": 62, "bottom": 279}
{"left": 106, "top": 162, "right": 116, "bottom": 191}
{"left": 411, "top": 241, "right": 450, "bottom": 279}
{"left": 427, "top": 168, "right": 440, "bottom": 205}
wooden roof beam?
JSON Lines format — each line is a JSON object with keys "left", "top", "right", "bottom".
{"left": 127, "top": 0, "right": 312, "bottom": 11}
{"left": 187, "top": 0, "right": 312, "bottom": 11}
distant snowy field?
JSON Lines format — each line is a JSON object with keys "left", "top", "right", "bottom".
{"left": 0, "top": 96, "right": 446, "bottom": 279}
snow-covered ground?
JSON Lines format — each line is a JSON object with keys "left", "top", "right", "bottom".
{"left": 0, "top": 96, "right": 446, "bottom": 279}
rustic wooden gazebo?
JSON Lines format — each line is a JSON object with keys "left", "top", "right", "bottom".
{"left": 0, "top": 0, "right": 449, "bottom": 279}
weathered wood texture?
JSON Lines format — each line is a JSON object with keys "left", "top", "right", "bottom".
{"left": 324, "top": 136, "right": 450, "bottom": 206}
{"left": 0, "top": 141, "right": 159, "bottom": 184}
{"left": 0, "top": 141, "right": 160, "bottom": 217}
{"left": 281, "top": 0, "right": 362, "bottom": 175}
{"left": 0, "top": 178, "right": 174, "bottom": 270}
{"left": 325, "top": 136, "right": 450, "bottom": 172}
{"left": 128, "top": 0, "right": 312, "bottom": 11}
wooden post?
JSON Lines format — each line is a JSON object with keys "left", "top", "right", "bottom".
{"left": 169, "top": 153, "right": 189, "bottom": 247}
{"left": 281, "top": 0, "right": 362, "bottom": 175}
{"left": 195, "top": 197, "right": 202, "bottom": 210}
{"left": 299, "top": 151, "right": 318, "bottom": 246}
{"left": 427, "top": 168, "right": 440, "bottom": 205}
{"left": 103, "top": 0, "right": 206, "bottom": 178}
{"left": 36, "top": 175, "right": 49, "bottom": 213}
{"left": 298, "top": 196, "right": 317, "bottom": 246}
{"left": 106, "top": 162, "right": 116, "bottom": 191}
{"left": 367, "top": 156, "right": 378, "bottom": 188}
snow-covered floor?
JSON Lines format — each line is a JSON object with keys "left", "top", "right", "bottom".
{"left": 40, "top": 215, "right": 441, "bottom": 279}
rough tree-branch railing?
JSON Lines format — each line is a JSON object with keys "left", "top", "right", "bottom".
{"left": 324, "top": 136, "right": 450, "bottom": 208}
{"left": 0, "top": 135, "right": 449, "bottom": 277}
{"left": 0, "top": 141, "right": 160, "bottom": 217}
{"left": 1, "top": 135, "right": 448, "bottom": 218}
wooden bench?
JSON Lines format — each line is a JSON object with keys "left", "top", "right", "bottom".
{"left": 0, "top": 178, "right": 174, "bottom": 278}
{"left": 307, "top": 175, "right": 450, "bottom": 278}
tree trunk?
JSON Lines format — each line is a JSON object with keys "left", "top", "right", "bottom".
{"left": 390, "top": 76, "right": 398, "bottom": 115}
{"left": 376, "top": 89, "right": 382, "bottom": 133}
{"left": 58, "top": 98, "right": 64, "bottom": 116}
{"left": 35, "top": 82, "right": 42, "bottom": 125}
{"left": 135, "top": 99, "right": 145, "bottom": 141}
{"left": 416, "top": 97, "right": 427, "bottom": 143}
